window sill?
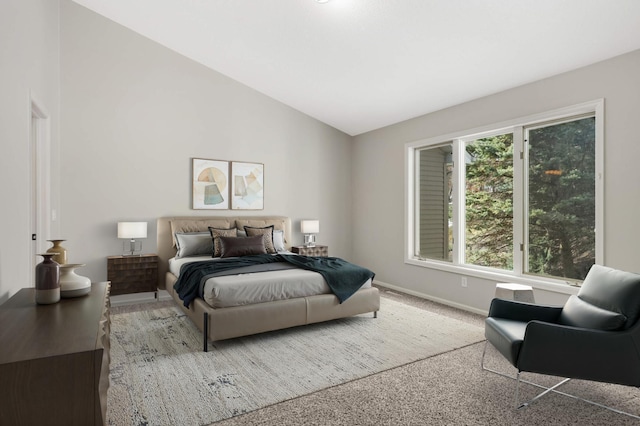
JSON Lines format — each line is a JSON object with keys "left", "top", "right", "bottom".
{"left": 405, "top": 258, "right": 581, "bottom": 296}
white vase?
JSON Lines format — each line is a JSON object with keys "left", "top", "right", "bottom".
{"left": 59, "top": 264, "right": 91, "bottom": 298}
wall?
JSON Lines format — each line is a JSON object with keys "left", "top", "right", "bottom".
{"left": 0, "top": 0, "right": 60, "bottom": 302}
{"left": 60, "top": 0, "right": 353, "bottom": 282}
{"left": 352, "top": 49, "right": 640, "bottom": 314}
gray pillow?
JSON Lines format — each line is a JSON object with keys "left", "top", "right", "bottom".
{"left": 219, "top": 235, "right": 266, "bottom": 258}
{"left": 559, "top": 295, "right": 626, "bottom": 331}
{"left": 175, "top": 232, "right": 213, "bottom": 259}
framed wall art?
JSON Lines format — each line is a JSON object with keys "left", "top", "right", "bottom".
{"left": 192, "top": 158, "right": 230, "bottom": 209}
{"left": 231, "top": 161, "right": 264, "bottom": 210}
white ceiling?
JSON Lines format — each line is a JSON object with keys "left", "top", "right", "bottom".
{"left": 71, "top": 0, "right": 640, "bottom": 136}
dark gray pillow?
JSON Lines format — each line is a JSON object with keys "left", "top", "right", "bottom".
{"left": 208, "top": 227, "right": 238, "bottom": 257}
{"left": 559, "top": 295, "right": 626, "bottom": 331}
{"left": 578, "top": 264, "right": 640, "bottom": 329}
{"left": 175, "top": 232, "right": 213, "bottom": 259}
{"left": 219, "top": 235, "right": 267, "bottom": 258}
{"left": 244, "top": 225, "right": 276, "bottom": 254}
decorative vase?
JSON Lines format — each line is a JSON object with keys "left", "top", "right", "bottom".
{"left": 46, "top": 239, "right": 67, "bottom": 265}
{"left": 59, "top": 264, "right": 92, "bottom": 298}
{"left": 35, "top": 253, "right": 60, "bottom": 304}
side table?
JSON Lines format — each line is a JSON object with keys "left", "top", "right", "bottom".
{"left": 495, "top": 283, "right": 535, "bottom": 303}
{"left": 107, "top": 254, "right": 158, "bottom": 296}
{"left": 292, "top": 245, "right": 329, "bottom": 257}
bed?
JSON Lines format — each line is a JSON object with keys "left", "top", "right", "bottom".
{"left": 157, "top": 216, "right": 380, "bottom": 351}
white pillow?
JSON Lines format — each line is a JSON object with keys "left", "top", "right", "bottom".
{"left": 273, "top": 229, "right": 285, "bottom": 252}
{"left": 175, "top": 232, "right": 213, "bottom": 258}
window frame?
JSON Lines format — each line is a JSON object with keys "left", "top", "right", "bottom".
{"left": 405, "top": 100, "right": 604, "bottom": 291}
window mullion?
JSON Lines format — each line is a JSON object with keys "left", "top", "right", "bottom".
{"left": 452, "top": 139, "right": 465, "bottom": 265}
{"left": 595, "top": 100, "right": 604, "bottom": 265}
{"left": 512, "top": 127, "right": 524, "bottom": 276}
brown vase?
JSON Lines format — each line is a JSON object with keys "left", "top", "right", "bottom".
{"left": 46, "top": 239, "right": 67, "bottom": 265}
{"left": 35, "top": 253, "right": 60, "bottom": 304}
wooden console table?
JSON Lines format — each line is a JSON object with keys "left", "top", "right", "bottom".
{"left": 0, "top": 282, "right": 110, "bottom": 425}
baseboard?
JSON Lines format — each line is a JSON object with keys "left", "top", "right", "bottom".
{"left": 157, "top": 289, "right": 172, "bottom": 301}
{"left": 374, "top": 280, "right": 488, "bottom": 316}
{"left": 110, "top": 291, "right": 157, "bottom": 307}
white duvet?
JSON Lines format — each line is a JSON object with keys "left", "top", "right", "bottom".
{"left": 169, "top": 255, "right": 371, "bottom": 308}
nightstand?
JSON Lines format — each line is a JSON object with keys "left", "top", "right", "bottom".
{"left": 291, "top": 245, "right": 329, "bottom": 257}
{"left": 107, "top": 254, "right": 158, "bottom": 295}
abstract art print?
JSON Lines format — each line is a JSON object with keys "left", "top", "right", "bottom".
{"left": 192, "top": 158, "right": 229, "bottom": 209}
{"left": 231, "top": 161, "right": 264, "bottom": 210}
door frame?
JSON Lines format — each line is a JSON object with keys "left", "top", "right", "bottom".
{"left": 30, "top": 92, "right": 51, "bottom": 284}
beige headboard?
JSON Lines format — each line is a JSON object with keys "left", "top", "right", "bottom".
{"left": 156, "top": 216, "right": 292, "bottom": 289}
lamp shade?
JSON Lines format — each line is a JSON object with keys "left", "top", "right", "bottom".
{"left": 117, "top": 222, "right": 147, "bottom": 239}
{"left": 301, "top": 220, "right": 320, "bottom": 234}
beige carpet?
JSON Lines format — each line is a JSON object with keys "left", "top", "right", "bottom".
{"left": 107, "top": 296, "right": 485, "bottom": 425}
{"left": 215, "top": 289, "right": 640, "bottom": 426}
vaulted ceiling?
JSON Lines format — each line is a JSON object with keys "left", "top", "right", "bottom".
{"left": 71, "top": 0, "right": 640, "bottom": 136}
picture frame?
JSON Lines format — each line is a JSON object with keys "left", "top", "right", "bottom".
{"left": 192, "top": 158, "right": 230, "bottom": 209}
{"left": 231, "top": 161, "right": 264, "bottom": 210}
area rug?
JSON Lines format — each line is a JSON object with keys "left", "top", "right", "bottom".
{"left": 106, "top": 297, "right": 485, "bottom": 426}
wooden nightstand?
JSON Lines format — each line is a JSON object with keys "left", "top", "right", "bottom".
{"left": 291, "top": 245, "right": 329, "bottom": 257}
{"left": 107, "top": 254, "right": 158, "bottom": 295}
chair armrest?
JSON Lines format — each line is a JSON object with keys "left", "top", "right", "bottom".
{"left": 488, "top": 298, "right": 562, "bottom": 323}
{"left": 517, "top": 320, "right": 640, "bottom": 386}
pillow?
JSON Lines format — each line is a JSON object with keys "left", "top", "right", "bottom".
{"left": 244, "top": 225, "right": 276, "bottom": 254}
{"left": 174, "top": 232, "right": 213, "bottom": 259}
{"left": 578, "top": 264, "right": 640, "bottom": 329}
{"left": 219, "top": 235, "right": 266, "bottom": 258}
{"left": 170, "top": 219, "right": 233, "bottom": 247}
{"left": 273, "top": 229, "right": 285, "bottom": 252}
{"left": 208, "top": 227, "right": 238, "bottom": 257}
{"left": 559, "top": 295, "right": 626, "bottom": 331}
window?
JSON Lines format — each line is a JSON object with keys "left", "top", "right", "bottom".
{"left": 415, "top": 144, "right": 453, "bottom": 262}
{"left": 406, "top": 101, "right": 602, "bottom": 283}
{"left": 465, "top": 133, "right": 514, "bottom": 270}
{"left": 525, "top": 116, "right": 596, "bottom": 280}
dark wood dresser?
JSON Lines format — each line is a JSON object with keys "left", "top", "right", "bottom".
{"left": 0, "top": 282, "right": 110, "bottom": 425}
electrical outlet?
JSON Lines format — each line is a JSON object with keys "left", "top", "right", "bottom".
{"left": 461, "top": 277, "right": 468, "bottom": 288}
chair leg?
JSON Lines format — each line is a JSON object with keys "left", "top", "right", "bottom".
{"left": 515, "top": 371, "right": 522, "bottom": 409}
{"left": 518, "top": 377, "right": 571, "bottom": 409}
{"left": 482, "top": 340, "right": 640, "bottom": 420}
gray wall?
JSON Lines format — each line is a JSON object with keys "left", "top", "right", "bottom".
{"left": 0, "top": 0, "right": 61, "bottom": 302}
{"left": 352, "top": 49, "right": 640, "bottom": 313}
{"left": 59, "top": 0, "right": 354, "bottom": 283}
{"left": 3, "top": 0, "right": 638, "bottom": 314}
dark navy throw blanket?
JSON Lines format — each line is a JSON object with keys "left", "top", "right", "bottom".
{"left": 174, "top": 254, "right": 375, "bottom": 308}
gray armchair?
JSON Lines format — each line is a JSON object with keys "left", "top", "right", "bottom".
{"left": 482, "top": 264, "right": 640, "bottom": 418}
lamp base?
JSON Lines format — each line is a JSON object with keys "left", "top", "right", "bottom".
{"left": 304, "top": 234, "right": 316, "bottom": 248}
{"left": 122, "top": 240, "right": 143, "bottom": 256}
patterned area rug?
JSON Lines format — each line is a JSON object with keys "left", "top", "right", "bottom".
{"left": 107, "top": 297, "right": 484, "bottom": 425}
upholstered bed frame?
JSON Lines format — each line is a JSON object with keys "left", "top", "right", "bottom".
{"left": 157, "top": 216, "right": 380, "bottom": 350}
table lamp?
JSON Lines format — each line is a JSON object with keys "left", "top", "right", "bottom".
{"left": 301, "top": 220, "right": 320, "bottom": 247}
{"left": 117, "top": 222, "right": 147, "bottom": 256}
